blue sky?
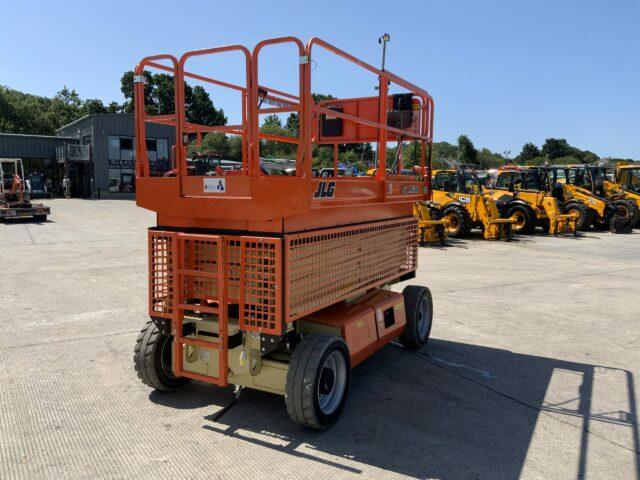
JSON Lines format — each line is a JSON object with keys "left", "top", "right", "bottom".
{"left": 1, "top": 0, "right": 638, "bottom": 158}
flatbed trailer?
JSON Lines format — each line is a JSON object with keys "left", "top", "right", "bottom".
{"left": 133, "top": 36, "right": 435, "bottom": 429}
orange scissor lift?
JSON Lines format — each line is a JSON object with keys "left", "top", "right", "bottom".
{"left": 133, "top": 36, "right": 435, "bottom": 429}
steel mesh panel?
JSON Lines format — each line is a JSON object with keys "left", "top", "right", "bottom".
{"left": 182, "top": 237, "right": 220, "bottom": 303}
{"left": 239, "top": 239, "right": 281, "bottom": 334}
{"left": 149, "top": 230, "right": 282, "bottom": 335}
{"left": 150, "top": 232, "right": 175, "bottom": 317}
{"left": 226, "top": 239, "right": 242, "bottom": 303}
{"left": 286, "top": 218, "right": 417, "bottom": 321}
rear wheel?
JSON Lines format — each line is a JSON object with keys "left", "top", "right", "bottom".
{"left": 610, "top": 215, "right": 632, "bottom": 234}
{"left": 443, "top": 204, "right": 472, "bottom": 238}
{"left": 399, "top": 285, "right": 433, "bottom": 350}
{"left": 563, "top": 201, "right": 593, "bottom": 231}
{"left": 285, "top": 335, "right": 351, "bottom": 430}
{"left": 507, "top": 204, "right": 537, "bottom": 234}
{"left": 134, "top": 319, "right": 189, "bottom": 392}
{"left": 612, "top": 199, "right": 640, "bottom": 228}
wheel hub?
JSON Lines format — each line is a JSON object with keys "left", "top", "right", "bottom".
{"left": 319, "top": 367, "right": 335, "bottom": 395}
{"left": 317, "top": 350, "right": 347, "bottom": 415}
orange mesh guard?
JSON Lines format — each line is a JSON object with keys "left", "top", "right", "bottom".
{"left": 285, "top": 217, "right": 417, "bottom": 321}
{"left": 149, "top": 218, "right": 416, "bottom": 336}
{"left": 149, "top": 232, "right": 175, "bottom": 318}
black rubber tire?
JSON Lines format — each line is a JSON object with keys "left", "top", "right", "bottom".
{"left": 612, "top": 199, "right": 640, "bottom": 228}
{"left": 442, "top": 204, "right": 472, "bottom": 238}
{"left": 563, "top": 201, "right": 593, "bottom": 231}
{"left": 538, "top": 218, "right": 550, "bottom": 233}
{"left": 507, "top": 204, "right": 537, "bottom": 234}
{"left": 610, "top": 215, "right": 632, "bottom": 234}
{"left": 285, "top": 335, "right": 351, "bottom": 430}
{"left": 134, "top": 319, "right": 189, "bottom": 392}
{"left": 34, "top": 215, "right": 47, "bottom": 222}
{"left": 399, "top": 285, "right": 433, "bottom": 350}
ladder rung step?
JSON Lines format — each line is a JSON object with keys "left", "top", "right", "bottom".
{"left": 177, "top": 368, "right": 226, "bottom": 386}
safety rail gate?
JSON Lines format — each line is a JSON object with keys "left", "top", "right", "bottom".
{"left": 149, "top": 217, "right": 417, "bottom": 385}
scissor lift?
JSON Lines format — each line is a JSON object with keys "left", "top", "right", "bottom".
{"left": 133, "top": 36, "right": 435, "bottom": 429}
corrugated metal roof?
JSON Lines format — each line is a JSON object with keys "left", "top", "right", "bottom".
{"left": 0, "top": 133, "right": 78, "bottom": 159}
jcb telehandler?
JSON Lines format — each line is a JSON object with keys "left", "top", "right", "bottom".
{"left": 533, "top": 165, "right": 637, "bottom": 233}
{"left": 483, "top": 166, "right": 580, "bottom": 234}
{"left": 431, "top": 168, "right": 515, "bottom": 240}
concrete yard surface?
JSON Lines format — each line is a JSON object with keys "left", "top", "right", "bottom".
{"left": 1, "top": 199, "right": 639, "bottom": 480}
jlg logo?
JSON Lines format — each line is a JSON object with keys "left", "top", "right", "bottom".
{"left": 313, "top": 181, "right": 336, "bottom": 199}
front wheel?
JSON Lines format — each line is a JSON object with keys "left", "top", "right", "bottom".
{"left": 134, "top": 319, "right": 189, "bottom": 392}
{"left": 399, "top": 285, "right": 433, "bottom": 350}
{"left": 563, "top": 201, "right": 593, "bottom": 231}
{"left": 443, "top": 204, "right": 472, "bottom": 238}
{"left": 507, "top": 204, "right": 537, "bottom": 234}
{"left": 285, "top": 335, "right": 351, "bottom": 430}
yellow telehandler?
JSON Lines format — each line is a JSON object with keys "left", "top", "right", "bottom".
{"left": 483, "top": 166, "right": 580, "bottom": 234}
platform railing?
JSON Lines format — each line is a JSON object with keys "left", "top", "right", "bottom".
{"left": 134, "top": 36, "right": 435, "bottom": 204}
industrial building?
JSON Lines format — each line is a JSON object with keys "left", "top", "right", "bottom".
{"left": 0, "top": 114, "right": 175, "bottom": 198}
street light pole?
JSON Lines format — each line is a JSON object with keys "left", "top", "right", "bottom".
{"left": 378, "top": 33, "right": 391, "bottom": 71}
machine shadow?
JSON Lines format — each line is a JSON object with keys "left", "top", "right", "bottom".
{"left": 0, "top": 217, "right": 54, "bottom": 225}
{"left": 179, "top": 339, "right": 639, "bottom": 479}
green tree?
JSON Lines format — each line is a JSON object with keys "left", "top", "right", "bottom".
{"left": 541, "top": 138, "right": 570, "bottom": 160}
{"left": 477, "top": 148, "right": 505, "bottom": 168}
{"left": 457, "top": 135, "right": 478, "bottom": 165}
{"left": 120, "top": 70, "right": 226, "bottom": 125}
{"left": 260, "top": 114, "right": 296, "bottom": 158}
{"left": 47, "top": 86, "right": 83, "bottom": 128}
{"left": 199, "top": 132, "right": 229, "bottom": 157}
{"left": 186, "top": 85, "right": 226, "bottom": 126}
{"left": 432, "top": 141, "right": 458, "bottom": 168}
{"left": 285, "top": 113, "right": 299, "bottom": 137}
{"left": 519, "top": 142, "right": 541, "bottom": 162}
{"left": 81, "top": 99, "right": 108, "bottom": 115}
{"left": 106, "top": 101, "right": 121, "bottom": 113}
{"left": 152, "top": 73, "right": 176, "bottom": 114}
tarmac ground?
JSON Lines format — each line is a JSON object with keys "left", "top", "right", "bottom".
{"left": 1, "top": 199, "right": 639, "bottom": 479}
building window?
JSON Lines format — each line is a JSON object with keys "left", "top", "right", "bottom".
{"left": 146, "top": 139, "right": 157, "bottom": 164}
{"left": 157, "top": 139, "right": 168, "bottom": 163}
{"left": 108, "top": 136, "right": 120, "bottom": 160}
{"left": 107, "top": 135, "right": 170, "bottom": 192}
{"left": 120, "top": 137, "right": 134, "bottom": 161}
